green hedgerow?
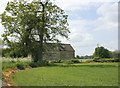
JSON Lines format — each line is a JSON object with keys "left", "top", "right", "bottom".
{"left": 71, "top": 59, "right": 80, "bottom": 63}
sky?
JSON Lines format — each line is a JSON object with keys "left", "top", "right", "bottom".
{"left": 0, "top": 0, "right": 119, "bottom": 56}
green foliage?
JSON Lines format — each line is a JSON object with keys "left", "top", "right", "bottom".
{"left": 85, "top": 60, "right": 94, "bottom": 63}
{"left": 2, "top": 62, "right": 17, "bottom": 71}
{"left": 2, "top": 58, "right": 50, "bottom": 70}
{"left": 71, "top": 59, "right": 80, "bottom": 63}
{"left": 50, "top": 59, "right": 80, "bottom": 64}
{"left": 2, "top": 61, "right": 28, "bottom": 71}
{"left": 76, "top": 55, "right": 80, "bottom": 59}
{"left": 2, "top": 58, "right": 28, "bottom": 70}
{"left": 10, "top": 60, "right": 16, "bottom": 63}
{"left": 63, "top": 60, "right": 74, "bottom": 64}
{"left": 93, "top": 57, "right": 100, "bottom": 62}
{"left": 2, "top": 48, "right": 11, "bottom": 57}
{"left": 50, "top": 60, "right": 63, "bottom": 63}
{"left": 28, "top": 62, "right": 41, "bottom": 68}
{"left": 16, "top": 62, "right": 25, "bottom": 70}
{"left": 0, "top": 38, "right": 2, "bottom": 51}
{"left": 28, "top": 60, "right": 49, "bottom": 68}
{"left": 0, "top": 38, "right": 2, "bottom": 44}
{"left": 93, "top": 46, "right": 111, "bottom": 58}
{"left": 93, "top": 58, "right": 119, "bottom": 62}
{"left": 63, "top": 59, "right": 80, "bottom": 64}
{"left": 1, "top": 0, "right": 70, "bottom": 62}
{"left": 2, "top": 48, "right": 27, "bottom": 58}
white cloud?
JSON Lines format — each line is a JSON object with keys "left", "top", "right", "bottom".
{"left": 101, "top": 40, "right": 118, "bottom": 51}
{"left": 94, "top": 2, "right": 118, "bottom": 31}
{"left": 54, "top": 0, "right": 119, "bottom": 11}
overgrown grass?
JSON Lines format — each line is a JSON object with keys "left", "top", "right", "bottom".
{"left": 2, "top": 60, "right": 50, "bottom": 71}
{"left": 2, "top": 57, "right": 31, "bottom": 71}
{"left": 12, "top": 63, "right": 118, "bottom": 86}
{"left": 2, "top": 57, "right": 31, "bottom": 63}
{"left": 2, "top": 57, "right": 119, "bottom": 71}
{"left": 2, "top": 58, "right": 82, "bottom": 71}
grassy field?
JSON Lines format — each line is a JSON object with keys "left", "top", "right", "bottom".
{"left": 12, "top": 63, "right": 118, "bottom": 86}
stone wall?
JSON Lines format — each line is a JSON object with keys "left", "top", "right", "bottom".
{"left": 60, "top": 51, "right": 75, "bottom": 60}
{"left": 43, "top": 51, "right": 60, "bottom": 60}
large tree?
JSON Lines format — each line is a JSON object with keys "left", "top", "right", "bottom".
{"left": 0, "top": 0, "right": 70, "bottom": 62}
{"left": 93, "top": 46, "right": 111, "bottom": 58}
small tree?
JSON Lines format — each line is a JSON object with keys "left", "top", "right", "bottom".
{"left": 93, "top": 46, "right": 111, "bottom": 58}
{"left": 76, "top": 55, "right": 80, "bottom": 59}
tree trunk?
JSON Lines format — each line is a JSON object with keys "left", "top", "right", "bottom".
{"left": 38, "top": 36, "right": 43, "bottom": 62}
{"left": 38, "top": 3, "right": 45, "bottom": 62}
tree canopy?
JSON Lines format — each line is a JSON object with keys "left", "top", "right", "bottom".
{"left": 93, "top": 46, "right": 111, "bottom": 58}
{"left": 0, "top": 0, "right": 70, "bottom": 62}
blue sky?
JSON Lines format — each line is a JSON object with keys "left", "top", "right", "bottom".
{"left": 0, "top": 0, "right": 119, "bottom": 56}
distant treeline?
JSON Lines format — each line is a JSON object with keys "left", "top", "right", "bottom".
{"left": 76, "top": 46, "right": 120, "bottom": 59}
{"left": 2, "top": 46, "right": 120, "bottom": 59}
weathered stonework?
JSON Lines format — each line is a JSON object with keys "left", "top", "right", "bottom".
{"left": 43, "top": 43, "right": 75, "bottom": 60}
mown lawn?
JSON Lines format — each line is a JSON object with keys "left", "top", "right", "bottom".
{"left": 12, "top": 63, "right": 118, "bottom": 86}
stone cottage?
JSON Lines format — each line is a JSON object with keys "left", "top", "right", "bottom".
{"left": 43, "top": 43, "right": 75, "bottom": 60}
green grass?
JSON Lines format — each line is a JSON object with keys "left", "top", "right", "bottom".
{"left": 12, "top": 63, "right": 118, "bottom": 86}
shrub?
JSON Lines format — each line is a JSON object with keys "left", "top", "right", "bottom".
{"left": 63, "top": 60, "right": 74, "bottom": 64}
{"left": 29, "top": 62, "right": 39, "bottom": 68}
{"left": 71, "top": 59, "right": 80, "bottom": 63}
{"left": 42, "top": 60, "right": 49, "bottom": 65}
{"left": 57, "top": 60, "right": 63, "bottom": 63}
{"left": 93, "top": 57, "right": 100, "bottom": 62}
{"left": 10, "top": 60, "right": 16, "bottom": 63}
{"left": 50, "top": 60, "right": 63, "bottom": 63}
{"left": 85, "top": 60, "right": 94, "bottom": 63}
{"left": 114, "top": 58, "right": 119, "bottom": 62}
{"left": 93, "top": 58, "right": 119, "bottom": 62}
{"left": 2, "top": 62, "right": 17, "bottom": 71}
{"left": 16, "top": 62, "right": 25, "bottom": 70}
{"left": 50, "top": 60, "right": 55, "bottom": 63}
{"left": 29, "top": 60, "right": 49, "bottom": 68}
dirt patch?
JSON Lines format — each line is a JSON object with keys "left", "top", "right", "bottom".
{"left": 2, "top": 67, "right": 32, "bottom": 87}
